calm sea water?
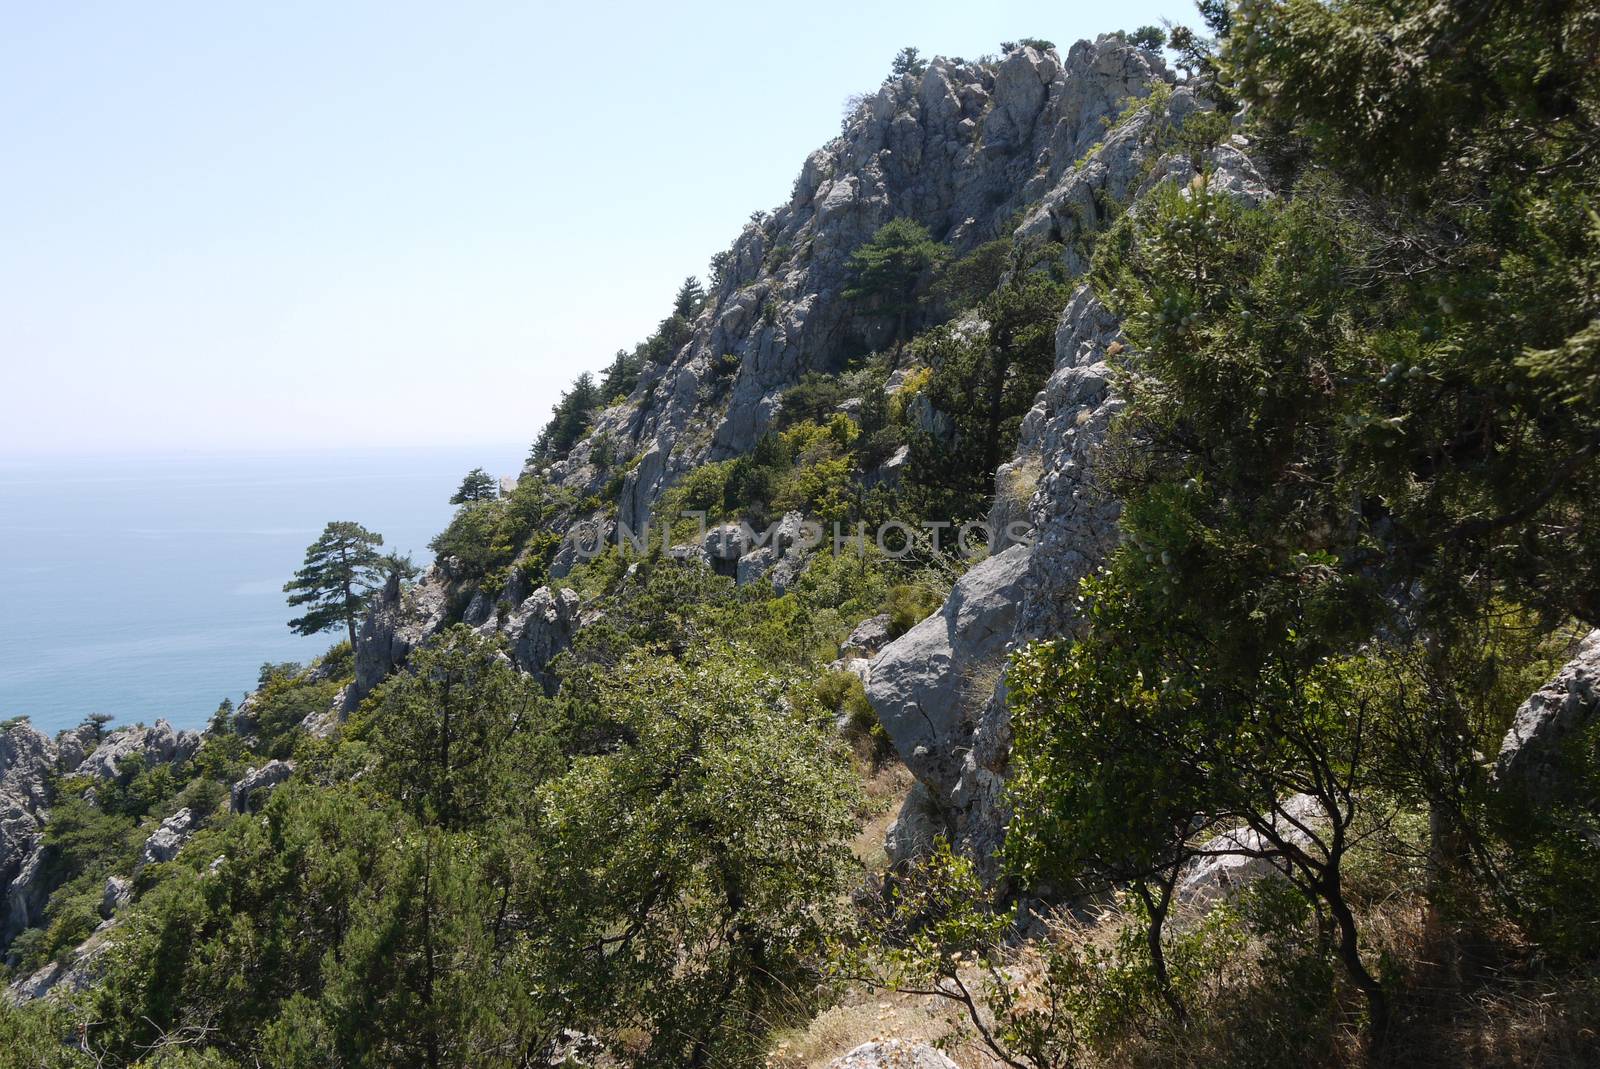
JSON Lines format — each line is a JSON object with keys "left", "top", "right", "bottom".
{"left": 0, "top": 447, "right": 525, "bottom": 735}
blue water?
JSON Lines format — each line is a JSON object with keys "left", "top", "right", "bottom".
{"left": 0, "top": 447, "right": 526, "bottom": 734}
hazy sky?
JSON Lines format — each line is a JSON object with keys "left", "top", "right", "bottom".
{"left": 1, "top": 1, "right": 1185, "bottom": 458}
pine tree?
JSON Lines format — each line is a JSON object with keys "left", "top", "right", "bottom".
{"left": 531, "top": 372, "right": 600, "bottom": 462}
{"left": 843, "top": 218, "right": 948, "bottom": 346}
{"left": 672, "top": 276, "right": 706, "bottom": 319}
{"left": 600, "top": 348, "right": 643, "bottom": 401}
{"left": 449, "top": 467, "right": 499, "bottom": 504}
{"left": 888, "top": 46, "right": 926, "bottom": 79}
{"left": 283, "top": 521, "right": 386, "bottom": 647}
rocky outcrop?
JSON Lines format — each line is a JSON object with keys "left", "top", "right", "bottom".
{"left": 1494, "top": 631, "right": 1600, "bottom": 801}
{"left": 828, "top": 1040, "right": 962, "bottom": 1069}
{"left": 99, "top": 875, "right": 131, "bottom": 919}
{"left": 539, "top": 38, "right": 1171, "bottom": 532}
{"left": 501, "top": 587, "right": 581, "bottom": 689}
{"left": 943, "top": 286, "right": 1129, "bottom": 865}
{"left": 1, "top": 723, "right": 59, "bottom": 948}
{"left": 230, "top": 760, "right": 294, "bottom": 814}
{"left": 734, "top": 511, "right": 817, "bottom": 592}
{"left": 346, "top": 568, "right": 452, "bottom": 713}
{"left": 865, "top": 545, "right": 1030, "bottom": 811}
{"left": 5, "top": 718, "right": 206, "bottom": 951}
{"left": 135, "top": 808, "right": 196, "bottom": 871}
{"left": 77, "top": 720, "right": 200, "bottom": 780}
{"left": 5, "top": 921, "right": 115, "bottom": 1005}
{"left": 864, "top": 110, "right": 1274, "bottom": 867}
{"left": 5, "top": 843, "right": 49, "bottom": 943}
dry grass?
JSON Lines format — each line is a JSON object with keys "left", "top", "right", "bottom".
{"left": 766, "top": 980, "right": 1007, "bottom": 1069}
{"left": 781, "top": 874, "right": 1600, "bottom": 1069}
{"left": 1362, "top": 897, "right": 1600, "bottom": 1068}
{"left": 998, "top": 456, "right": 1044, "bottom": 515}
{"left": 850, "top": 762, "right": 915, "bottom": 870}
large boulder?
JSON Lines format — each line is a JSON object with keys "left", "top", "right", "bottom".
{"left": 77, "top": 720, "right": 200, "bottom": 780}
{"left": 230, "top": 760, "right": 294, "bottom": 814}
{"left": 866, "top": 545, "right": 1030, "bottom": 803}
{"left": 1178, "top": 795, "right": 1321, "bottom": 907}
{"left": 828, "top": 1040, "right": 962, "bottom": 1069}
{"left": 135, "top": 808, "right": 196, "bottom": 871}
{"left": 1494, "top": 630, "right": 1600, "bottom": 801}
{"left": 502, "top": 587, "right": 581, "bottom": 689}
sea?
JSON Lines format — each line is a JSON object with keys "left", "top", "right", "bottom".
{"left": 0, "top": 446, "right": 527, "bottom": 735}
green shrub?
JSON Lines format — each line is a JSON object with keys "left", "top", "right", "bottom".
{"left": 884, "top": 583, "right": 942, "bottom": 637}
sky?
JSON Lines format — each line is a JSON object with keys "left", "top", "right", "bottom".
{"left": 1, "top": 0, "right": 1188, "bottom": 458}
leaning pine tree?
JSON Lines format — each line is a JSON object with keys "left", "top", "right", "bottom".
{"left": 283, "top": 520, "right": 387, "bottom": 647}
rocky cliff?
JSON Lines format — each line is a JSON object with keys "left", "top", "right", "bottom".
{"left": 540, "top": 39, "right": 1170, "bottom": 527}
{"left": 335, "top": 34, "right": 1282, "bottom": 872}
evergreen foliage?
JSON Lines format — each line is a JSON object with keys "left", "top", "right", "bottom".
{"left": 448, "top": 468, "right": 498, "bottom": 504}
{"left": 282, "top": 522, "right": 386, "bottom": 647}
{"left": 844, "top": 219, "right": 949, "bottom": 346}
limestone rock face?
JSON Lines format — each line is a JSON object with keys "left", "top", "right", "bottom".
{"left": 99, "top": 876, "right": 131, "bottom": 919}
{"left": 541, "top": 37, "right": 1170, "bottom": 531}
{"left": 77, "top": 719, "right": 200, "bottom": 780}
{"left": 1, "top": 723, "right": 54, "bottom": 836}
{"left": 5, "top": 921, "right": 115, "bottom": 1005}
{"left": 865, "top": 545, "right": 1030, "bottom": 801}
{"left": 502, "top": 587, "right": 581, "bottom": 689}
{"left": 885, "top": 780, "right": 947, "bottom": 868}
{"left": 828, "top": 1040, "right": 962, "bottom": 1069}
{"left": 1178, "top": 795, "right": 1321, "bottom": 907}
{"left": 135, "top": 807, "right": 196, "bottom": 871}
{"left": 1, "top": 723, "right": 59, "bottom": 949}
{"left": 5, "top": 843, "right": 49, "bottom": 943}
{"left": 884, "top": 128, "right": 1274, "bottom": 868}
{"left": 1494, "top": 631, "right": 1600, "bottom": 800}
{"left": 230, "top": 759, "right": 295, "bottom": 814}
{"left": 346, "top": 568, "right": 452, "bottom": 712}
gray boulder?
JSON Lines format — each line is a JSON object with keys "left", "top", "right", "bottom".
{"left": 828, "top": 1040, "right": 962, "bottom": 1069}
{"left": 1178, "top": 795, "right": 1321, "bottom": 907}
{"left": 1494, "top": 630, "right": 1600, "bottom": 801}
{"left": 230, "top": 759, "right": 295, "bottom": 814}
{"left": 842, "top": 614, "right": 894, "bottom": 658}
{"left": 135, "top": 807, "right": 196, "bottom": 871}
{"left": 865, "top": 545, "right": 1030, "bottom": 803}
{"left": 99, "top": 876, "right": 131, "bottom": 919}
{"left": 502, "top": 587, "right": 581, "bottom": 689}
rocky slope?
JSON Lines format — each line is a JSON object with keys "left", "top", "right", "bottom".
{"left": 543, "top": 38, "right": 1171, "bottom": 526}
{"left": 327, "top": 35, "right": 1272, "bottom": 870}
{"left": 6, "top": 37, "right": 1597, "bottom": 1053}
